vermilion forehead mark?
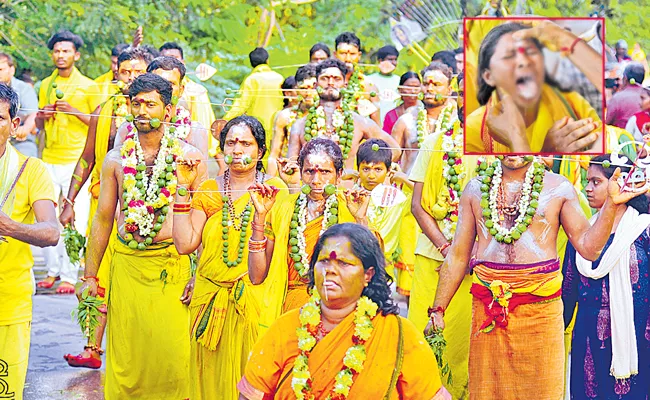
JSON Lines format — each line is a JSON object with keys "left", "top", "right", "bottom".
{"left": 329, "top": 251, "right": 337, "bottom": 260}
{"left": 517, "top": 46, "right": 527, "bottom": 54}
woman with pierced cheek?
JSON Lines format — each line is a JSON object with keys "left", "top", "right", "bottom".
{"left": 172, "top": 115, "right": 287, "bottom": 400}
{"left": 247, "top": 138, "right": 373, "bottom": 333}
{"left": 238, "top": 223, "right": 453, "bottom": 400}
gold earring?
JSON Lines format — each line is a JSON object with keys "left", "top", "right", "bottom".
{"left": 364, "top": 282, "right": 368, "bottom": 287}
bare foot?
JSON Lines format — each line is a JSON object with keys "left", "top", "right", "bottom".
{"left": 36, "top": 276, "right": 60, "bottom": 289}
{"left": 56, "top": 281, "right": 76, "bottom": 294}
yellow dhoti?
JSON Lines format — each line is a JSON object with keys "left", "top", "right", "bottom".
{"left": 105, "top": 238, "right": 191, "bottom": 400}
{"left": 395, "top": 210, "right": 417, "bottom": 296}
{"left": 407, "top": 255, "right": 471, "bottom": 399}
{"left": 0, "top": 322, "right": 30, "bottom": 400}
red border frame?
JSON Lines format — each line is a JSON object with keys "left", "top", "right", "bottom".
{"left": 462, "top": 16, "right": 607, "bottom": 156}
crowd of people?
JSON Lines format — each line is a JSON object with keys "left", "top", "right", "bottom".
{"left": 1, "top": 15, "right": 650, "bottom": 400}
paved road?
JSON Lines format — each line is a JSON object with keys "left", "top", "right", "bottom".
{"left": 25, "top": 295, "right": 104, "bottom": 400}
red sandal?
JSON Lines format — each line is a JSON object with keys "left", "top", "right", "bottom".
{"left": 64, "top": 345, "right": 103, "bottom": 369}
{"left": 36, "top": 276, "right": 60, "bottom": 289}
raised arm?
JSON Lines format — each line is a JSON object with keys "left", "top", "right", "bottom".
{"left": 267, "top": 110, "right": 289, "bottom": 177}
{"left": 247, "top": 183, "right": 279, "bottom": 285}
{"left": 429, "top": 180, "right": 479, "bottom": 331}
{"left": 173, "top": 188, "right": 208, "bottom": 255}
{"left": 286, "top": 117, "right": 306, "bottom": 162}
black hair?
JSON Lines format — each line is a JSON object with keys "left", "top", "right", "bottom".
{"left": 399, "top": 71, "right": 421, "bottom": 86}
{"left": 249, "top": 47, "right": 269, "bottom": 68}
{"left": 47, "top": 30, "right": 84, "bottom": 51}
{"left": 454, "top": 47, "right": 463, "bottom": 55}
{"left": 281, "top": 76, "right": 296, "bottom": 108}
{"left": 141, "top": 45, "right": 160, "bottom": 59}
{"left": 590, "top": 154, "right": 649, "bottom": 214}
{"left": 219, "top": 115, "right": 267, "bottom": 171}
{"left": 117, "top": 47, "right": 155, "bottom": 69}
{"left": 147, "top": 56, "right": 186, "bottom": 81}
{"left": 335, "top": 32, "right": 361, "bottom": 50}
{"left": 431, "top": 50, "right": 457, "bottom": 74}
{"left": 377, "top": 45, "right": 399, "bottom": 61}
{"left": 111, "top": 43, "right": 129, "bottom": 57}
{"left": 315, "top": 58, "right": 349, "bottom": 78}
{"left": 356, "top": 139, "right": 392, "bottom": 169}
{"left": 309, "top": 43, "right": 331, "bottom": 59}
{"left": 0, "top": 53, "right": 14, "bottom": 68}
{"left": 298, "top": 138, "right": 344, "bottom": 173}
{"left": 308, "top": 223, "right": 400, "bottom": 316}
{"left": 623, "top": 62, "right": 645, "bottom": 84}
{"left": 128, "top": 73, "right": 173, "bottom": 105}
{"left": 295, "top": 63, "right": 317, "bottom": 84}
{"left": 476, "top": 22, "right": 564, "bottom": 106}
{"left": 421, "top": 61, "right": 453, "bottom": 82}
{"left": 0, "top": 83, "right": 19, "bottom": 119}
{"left": 159, "top": 42, "right": 184, "bottom": 59}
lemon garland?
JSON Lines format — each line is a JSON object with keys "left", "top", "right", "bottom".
{"left": 292, "top": 291, "right": 378, "bottom": 400}
{"left": 304, "top": 106, "right": 354, "bottom": 160}
{"left": 289, "top": 188, "right": 338, "bottom": 278}
{"left": 112, "top": 93, "right": 129, "bottom": 129}
{"left": 220, "top": 170, "right": 259, "bottom": 268}
{"left": 342, "top": 67, "right": 363, "bottom": 110}
{"left": 479, "top": 156, "right": 544, "bottom": 244}
{"left": 121, "top": 124, "right": 183, "bottom": 250}
{"left": 438, "top": 122, "right": 465, "bottom": 241}
{"left": 416, "top": 101, "right": 456, "bottom": 148}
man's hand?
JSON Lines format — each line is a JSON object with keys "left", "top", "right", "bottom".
{"left": 211, "top": 119, "right": 227, "bottom": 140}
{"left": 424, "top": 311, "right": 445, "bottom": 336}
{"left": 180, "top": 275, "right": 195, "bottom": 305}
{"left": 511, "top": 19, "right": 578, "bottom": 53}
{"left": 38, "top": 105, "right": 56, "bottom": 121}
{"left": 249, "top": 183, "right": 280, "bottom": 216}
{"left": 388, "top": 163, "right": 409, "bottom": 186}
{"left": 13, "top": 125, "right": 31, "bottom": 141}
{"left": 542, "top": 117, "right": 599, "bottom": 153}
{"left": 54, "top": 100, "right": 76, "bottom": 114}
{"left": 132, "top": 26, "right": 144, "bottom": 48}
{"left": 486, "top": 93, "right": 530, "bottom": 152}
{"left": 177, "top": 157, "right": 202, "bottom": 187}
{"left": 277, "top": 158, "right": 300, "bottom": 186}
{"left": 76, "top": 279, "right": 98, "bottom": 301}
{"left": 59, "top": 204, "right": 75, "bottom": 227}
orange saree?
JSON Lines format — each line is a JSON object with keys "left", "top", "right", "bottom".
{"left": 239, "top": 308, "right": 447, "bottom": 400}
{"left": 283, "top": 217, "right": 323, "bottom": 313}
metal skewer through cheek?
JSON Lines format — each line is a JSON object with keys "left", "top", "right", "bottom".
{"left": 321, "top": 264, "right": 329, "bottom": 301}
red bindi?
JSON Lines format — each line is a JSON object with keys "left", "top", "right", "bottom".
{"left": 329, "top": 251, "right": 337, "bottom": 260}
{"left": 517, "top": 46, "right": 526, "bottom": 54}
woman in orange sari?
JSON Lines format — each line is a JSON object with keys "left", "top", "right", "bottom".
{"left": 238, "top": 223, "right": 451, "bottom": 400}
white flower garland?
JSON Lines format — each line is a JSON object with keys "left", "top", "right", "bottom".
{"left": 416, "top": 101, "right": 457, "bottom": 148}
{"left": 291, "top": 193, "right": 338, "bottom": 278}
{"left": 170, "top": 105, "right": 191, "bottom": 140}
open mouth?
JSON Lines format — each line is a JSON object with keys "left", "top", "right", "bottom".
{"left": 515, "top": 75, "right": 539, "bottom": 101}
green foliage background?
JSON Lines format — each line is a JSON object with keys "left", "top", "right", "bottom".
{"left": 1, "top": 0, "right": 648, "bottom": 116}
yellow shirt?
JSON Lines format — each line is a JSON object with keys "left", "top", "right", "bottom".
{"left": 181, "top": 77, "right": 217, "bottom": 156}
{"left": 94, "top": 70, "right": 118, "bottom": 105}
{"left": 465, "top": 84, "right": 600, "bottom": 153}
{"left": 224, "top": 64, "right": 284, "bottom": 150}
{"left": 0, "top": 153, "right": 56, "bottom": 325}
{"left": 39, "top": 67, "right": 102, "bottom": 164}
{"left": 367, "top": 192, "right": 409, "bottom": 261}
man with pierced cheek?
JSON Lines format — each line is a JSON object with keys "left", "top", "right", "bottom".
{"left": 392, "top": 62, "right": 458, "bottom": 175}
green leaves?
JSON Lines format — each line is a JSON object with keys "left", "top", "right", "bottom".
{"left": 71, "top": 294, "right": 104, "bottom": 339}
{"left": 425, "top": 328, "right": 453, "bottom": 386}
{"left": 63, "top": 225, "right": 86, "bottom": 265}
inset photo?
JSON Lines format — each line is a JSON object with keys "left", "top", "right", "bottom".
{"left": 463, "top": 17, "right": 606, "bottom": 155}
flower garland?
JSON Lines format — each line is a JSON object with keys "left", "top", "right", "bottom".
{"left": 292, "top": 291, "right": 378, "bottom": 400}
{"left": 121, "top": 124, "right": 183, "bottom": 250}
{"left": 304, "top": 106, "right": 353, "bottom": 159}
{"left": 416, "top": 101, "right": 456, "bottom": 148}
{"left": 112, "top": 94, "right": 129, "bottom": 130}
{"left": 341, "top": 67, "right": 364, "bottom": 111}
{"left": 438, "top": 122, "right": 465, "bottom": 241}
{"left": 169, "top": 105, "right": 192, "bottom": 141}
{"left": 289, "top": 193, "right": 339, "bottom": 277}
{"left": 479, "top": 157, "right": 545, "bottom": 243}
